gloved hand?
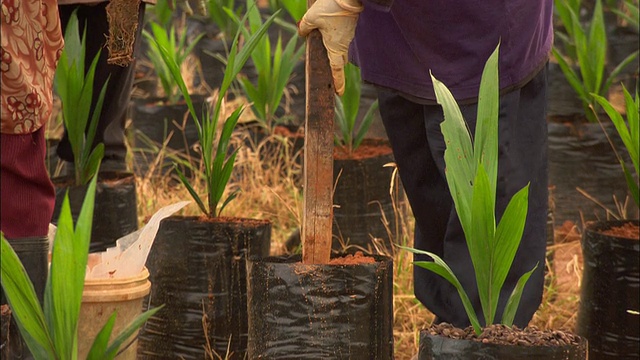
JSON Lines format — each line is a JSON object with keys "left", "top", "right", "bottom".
{"left": 298, "top": 0, "right": 363, "bottom": 96}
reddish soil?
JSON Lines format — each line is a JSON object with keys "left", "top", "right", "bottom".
{"left": 333, "top": 139, "right": 393, "bottom": 160}
{"left": 427, "top": 323, "right": 582, "bottom": 347}
{"left": 600, "top": 222, "right": 639, "bottom": 239}
{"left": 328, "top": 251, "right": 376, "bottom": 265}
{"left": 192, "top": 215, "right": 271, "bottom": 226}
{"left": 98, "top": 172, "right": 136, "bottom": 185}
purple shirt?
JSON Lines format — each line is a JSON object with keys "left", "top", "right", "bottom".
{"left": 351, "top": 0, "right": 554, "bottom": 102}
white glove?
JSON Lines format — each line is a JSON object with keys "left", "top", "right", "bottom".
{"left": 298, "top": 0, "right": 363, "bottom": 96}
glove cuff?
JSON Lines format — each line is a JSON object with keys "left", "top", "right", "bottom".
{"left": 334, "top": 0, "right": 364, "bottom": 13}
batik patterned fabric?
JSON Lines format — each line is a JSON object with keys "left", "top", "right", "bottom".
{"left": 1, "top": 0, "right": 63, "bottom": 134}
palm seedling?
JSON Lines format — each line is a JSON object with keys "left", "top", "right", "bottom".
{"left": 231, "top": 1, "right": 305, "bottom": 130}
{"left": 334, "top": 63, "right": 379, "bottom": 154}
{"left": 400, "top": 44, "right": 537, "bottom": 335}
{"left": 154, "top": 8, "right": 281, "bottom": 217}
{"left": 54, "top": 10, "right": 109, "bottom": 185}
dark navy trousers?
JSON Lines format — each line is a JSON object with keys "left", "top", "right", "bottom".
{"left": 378, "top": 66, "right": 548, "bottom": 328}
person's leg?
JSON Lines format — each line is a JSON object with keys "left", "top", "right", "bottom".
{"left": 376, "top": 89, "right": 456, "bottom": 321}
{"left": 57, "top": 2, "right": 146, "bottom": 169}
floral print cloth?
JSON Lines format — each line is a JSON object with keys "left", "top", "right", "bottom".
{"left": 1, "top": 0, "right": 63, "bottom": 134}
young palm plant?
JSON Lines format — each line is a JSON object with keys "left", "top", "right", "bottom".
{"left": 138, "top": 13, "right": 278, "bottom": 358}
{"left": 0, "top": 175, "right": 161, "bottom": 360}
{"left": 552, "top": 0, "right": 639, "bottom": 122}
{"left": 54, "top": 10, "right": 108, "bottom": 185}
{"left": 155, "top": 8, "right": 281, "bottom": 217}
{"left": 400, "top": 44, "right": 537, "bottom": 336}
{"left": 232, "top": 1, "right": 305, "bottom": 130}
{"left": 143, "top": 20, "right": 204, "bottom": 104}
{"left": 334, "top": 63, "right": 379, "bottom": 154}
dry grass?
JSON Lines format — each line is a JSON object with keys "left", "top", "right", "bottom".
{"left": 125, "top": 117, "right": 584, "bottom": 360}
{"left": 530, "top": 221, "right": 583, "bottom": 333}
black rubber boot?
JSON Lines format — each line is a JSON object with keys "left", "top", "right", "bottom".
{"left": 1, "top": 236, "right": 49, "bottom": 360}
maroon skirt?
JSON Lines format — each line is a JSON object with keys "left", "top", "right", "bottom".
{"left": 1, "top": 127, "right": 55, "bottom": 238}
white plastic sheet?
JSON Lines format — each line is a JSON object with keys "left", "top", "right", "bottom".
{"left": 86, "top": 201, "right": 190, "bottom": 279}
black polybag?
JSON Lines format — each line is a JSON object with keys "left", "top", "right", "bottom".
{"left": 577, "top": 220, "right": 640, "bottom": 359}
{"left": 332, "top": 145, "right": 396, "bottom": 253}
{"left": 138, "top": 216, "right": 271, "bottom": 360}
{"left": 247, "top": 254, "right": 394, "bottom": 360}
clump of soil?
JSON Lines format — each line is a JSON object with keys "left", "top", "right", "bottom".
{"left": 427, "top": 323, "right": 581, "bottom": 347}
{"left": 329, "top": 251, "right": 376, "bottom": 265}
{"left": 194, "top": 215, "right": 271, "bottom": 225}
{"left": 333, "top": 139, "right": 393, "bottom": 160}
{"left": 601, "top": 222, "right": 639, "bottom": 240}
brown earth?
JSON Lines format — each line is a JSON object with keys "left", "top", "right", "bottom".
{"left": 328, "top": 251, "right": 377, "bottom": 265}
{"left": 333, "top": 139, "right": 393, "bottom": 160}
{"left": 427, "top": 322, "right": 582, "bottom": 347}
{"left": 600, "top": 221, "right": 639, "bottom": 239}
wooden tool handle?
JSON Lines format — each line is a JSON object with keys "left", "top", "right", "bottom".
{"left": 302, "top": 3, "right": 335, "bottom": 265}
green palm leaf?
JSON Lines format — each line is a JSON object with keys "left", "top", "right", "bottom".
{"left": 469, "top": 165, "right": 497, "bottom": 325}
{"left": 399, "top": 245, "right": 482, "bottom": 334}
{"left": 502, "top": 264, "right": 538, "bottom": 326}
{"left": 0, "top": 237, "right": 54, "bottom": 359}
{"left": 592, "top": 86, "right": 639, "bottom": 207}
